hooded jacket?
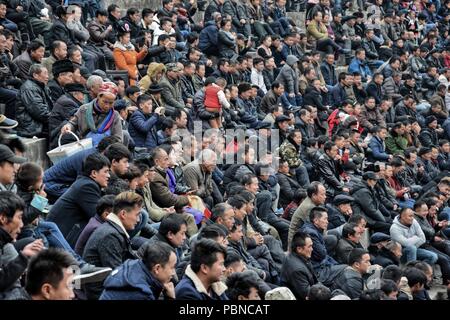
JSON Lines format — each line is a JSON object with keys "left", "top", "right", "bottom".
{"left": 138, "top": 63, "right": 166, "bottom": 93}
{"left": 100, "top": 259, "right": 164, "bottom": 300}
{"left": 389, "top": 215, "right": 426, "bottom": 248}
{"left": 275, "top": 56, "right": 299, "bottom": 95}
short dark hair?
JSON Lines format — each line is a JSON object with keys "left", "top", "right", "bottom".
{"left": 25, "top": 248, "right": 77, "bottom": 295}
{"left": 240, "top": 173, "right": 257, "bottom": 186}
{"left": 141, "top": 8, "right": 154, "bottom": 18}
{"left": 161, "top": 118, "right": 176, "bottom": 131}
{"left": 404, "top": 267, "right": 427, "bottom": 287}
{"left": 82, "top": 153, "right": 111, "bottom": 177}
{"left": 104, "top": 143, "right": 131, "bottom": 163}
{"left": 348, "top": 248, "right": 369, "bottom": 266}
{"left": 137, "top": 94, "right": 152, "bottom": 107}
{"left": 142, "top": 241, "right": 175, "bottom": 271}
{"left": 199, "top": 224, "right": 228, "bottom": 241}
{"left": 380, "top": 279, "right": 398, "bottom": 296}
{"left": 16, "top": 162, "right": 43, "bottom": 191}
{"left": 382, "top": 265, "right": 403, "bottom": 283}
{"left": 224, "top": 252, "right": 242, "bottom": 268}
{"left": 309, "top": 206, "right": 327, "bottom": 222}
{"left": 291, "top": 231, "right": 310, "bottom": 252}
{"left": 96, "top": 195, "right": 115, "bottom": 216}
{"left": 227, "top": 195, "right": 246, "bottom": 210}
{"left": 323, "top": 141, "right": 336, "bottom": 153}
{"left": 348, "top": 214, "right": 365, "bottom": 225}
{"left": 158, "top": 214, "right": 187, "bottom": 237}
{"left": 225, "top": 272, "right": 259, "bottom": 300}
{"left": 342, "top": 223, "right": 358, "bottom": 239}
{"left": 308, "top": 284, "right": 331, "bottom": 300}
{"left": 0, "top": 191, "right": 25, "bottom": 222}
{"left": 27, "top": 40, "right": 45, "bottom": 54}
{"left": 190, "top": 239, "right": 227, "bottom": 273}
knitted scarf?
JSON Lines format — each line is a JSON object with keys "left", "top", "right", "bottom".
{"left": 86, "top": 100, "right": 115, "bottom": 134}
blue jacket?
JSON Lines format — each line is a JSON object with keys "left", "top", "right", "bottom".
{"left": 128, "top": 109, "right": 159, "bottom": 149}
{"left": 329, "top": 84, "right": 347, "bottom": 108}
{"left": 299, "top": 222, "right": 337, "bottom": 270}
{"left": 199, "top": 21, "right": 219, "bottom": 54}
{"left": 0, "top": 18, "right": 18, "bottom": 32}
{"left": 175, "top": 266, "right": 228, "bottom": 300}
{"left": 43, "top": 148, "right": 96, "bottom": 198}
{"left": 348, "top": 58, "right": 372, "bottom": 82}
{"left": 368, "top": 135, "right": 390, "bottom": 162}
{"left": 100, "top": 259, "right": 164, "bottom": 300}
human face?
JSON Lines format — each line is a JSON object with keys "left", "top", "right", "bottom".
{"left": 73, "top": 7, "right": 82, "bottom": 21}
{"left": 442, "top": 143, "right": 450, "bottom": 153}
{"left": 0, "top": 161, "right": 17, "bottom": 185}
{"left": 168, "top": 223, "right": 187, "bottom": 247}
{"left": 245, "top": 200, "right": 255, "bottom": 214}
{"left": 91, "top": 166, "right": 110, "bottom": 188}
{"left": 97, "top": 93, "right": 116, "bottom": 112}
{"left": 229, "top": 225, "right": 244, "bottom": 242}
{"left": 206, "top": 252, "right": 225, "bottom": 283}
{"left": 233, "top": 206, "right": 247, "bottom": 221}
{"left": 112, "top": 7, "right": 121, "bottom": 19}
{"left": 58, "top": 71, "right": 74, "bottom": 86}
{"left": 220, "top": 208, "right": 235, "bottom": 231}
{"left": 31, "top": 47, "right": 45, "bottom": 62}
{"left": 313, "top": 212, "right": 328, "bottom": 231}
{"left": 120, "top": 33, "right": 131, "bottom": 44}
{"left": 400, "top": 209, "right": 415, "bottom": 226}
{"left": 112, "top": 158, "right": 129, "bottom": 176}
{"left": 384, "top": 165, "right": 393, "bottom": 179}
{"left": 297, "top": 237, "right": 313, "bottom": 259}
{"left": 176, "top": 111, "right": 188, "bottom": 128}
{"left": 355, "top": 253, "right": 371, "bottom": 274}
{"left": 327, "top": 145, "right": 338, "bottom": 159}
{"left": 54, "top": 42, "right": 68, "bottom": 60}
{"left": 34, "top": 68, "right": 49, "bottom": 85}
{"left": 153, "top": 251, "right": 177, "bottom": 284}
{"left": 338, "top": 203, "right": 352, "bottom": 216}
{"left": 0, "top": 4, "right": 6, "bottom": 19}
{"left": 0, "top": 209, "right": 24, "bottom": 240}
{"left": 119, "top": 205, "right": 141, "bottom": 230}
{"left": 312, "top": 185, "right": 326, "bottom": 205}
{"left": 139, "top": 99, "right": 153, "bottom": 114}
{"left": 246, "top": 177, "right": 259, "bottom": 194}
{"left": 42, "top": 267, "right": 75, "bottom": 300}
{"left": 70, "top": 49, "right": 82, "bottom": 65}
{"left": 378, "top": 129, "right": 388, "bottom": 140}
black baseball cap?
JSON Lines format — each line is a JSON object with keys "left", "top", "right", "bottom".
{"left": 0, "top": 145, "right": 27, "bottom": 164}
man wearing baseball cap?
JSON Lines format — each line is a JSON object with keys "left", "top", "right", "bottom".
{"left": 0, "top": 144, "right": 27, "bottom": 192}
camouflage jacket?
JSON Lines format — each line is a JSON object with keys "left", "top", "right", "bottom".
{"left": 279, "top": 140, "right": 302, "bottom": 168}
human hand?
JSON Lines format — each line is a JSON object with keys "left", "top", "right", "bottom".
{"left": 22, "top": 239, "right": 45, "bottom": 258}
{"left": 61, "top": 124, "right": 72, "bottom": 134}
{"left": 343, "top": 187, "right": 350, "bottom": 193}
{"left": 107, "top": 25, "right": 113, "bottom": 31}
{"left": 288, "top": 92, "right": 295, "bottom": 98}
{"left": 164, "top": 206, "right": 176, "bottom": 214}
{"left": 163, "top": 282, "right": 176, "bottom": 299}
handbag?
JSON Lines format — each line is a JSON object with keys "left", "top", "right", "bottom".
{"left": 47, "top": 131, "right": 92, "bottom": 164}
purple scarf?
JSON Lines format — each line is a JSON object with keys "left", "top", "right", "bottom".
{"left": 166, "top": 168, "right": 176, "bottom": 193}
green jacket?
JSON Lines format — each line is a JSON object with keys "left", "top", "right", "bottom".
{"left": 385, "top": 134, "right": 408, "bottom": 155}
{"left": 280, "top": 140, "right": 302, "bottom": 168}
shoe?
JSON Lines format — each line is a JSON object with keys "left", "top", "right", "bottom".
{"left": 75, "top": 264, "right": 112, "bottom": 285}
{"left": 0, "top": 115, "right": 18, "bottom": 130}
